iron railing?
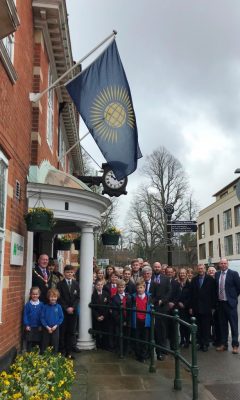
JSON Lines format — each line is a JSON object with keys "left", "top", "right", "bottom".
{"left": 89, "top": 302, "right": 199, "bottom": 400}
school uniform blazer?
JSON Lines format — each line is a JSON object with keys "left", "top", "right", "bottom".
{"left": 190, "top": 274, "right": 216, "bottom": 315}
{"left": 125, "top": 280, "right": 136, "bottom": 295}
{"left": 131, "top": 294, "right": 152, "bottom": 328}
{"left": 91, "top": 289, "right": 110, "bottom": 320}
{"left": 111, "top": 293, "right": 132, "bottom": 324}
{"left": 57, "top": 279, "right": 80, "bottom": 314}
{"left": 215, "top": 269, "right": 240, "bottom": 308}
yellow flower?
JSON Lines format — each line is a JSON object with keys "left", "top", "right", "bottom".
{"left": 12, "top": 393, "right": 22, "bottom": 399}
{"left": 63, "top": 390, "right": 71, "bottom": 399}
{"left": 4, "top": 380, "right": 10, "bottom": 385}
{"left": 58, "top": 379, "right": 65, "bottom": 387}
{"left": 47, "top": 371, "right": 55, "bottom": 379}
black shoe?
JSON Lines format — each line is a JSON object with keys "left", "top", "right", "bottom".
{"left": 202, "top": 345, "right": 208, "bottom": 352}
{"left": 72, "top": 347, "right": 81, "bottom": 353}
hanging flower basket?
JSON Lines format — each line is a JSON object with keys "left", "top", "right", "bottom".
{"left": 73, "top": 238, "right": 81, "bottom": 250}
{"left": 24, "top": 207, "right": 55, "bottom": 232}
{"left": 101, "top": 227, "right": 121, "bottom": 246}
{"left": 102, "top": 233, "right": 120, "bottom": 245}
{"left": 57, "top": 238, "right": 72, "bottom": 251}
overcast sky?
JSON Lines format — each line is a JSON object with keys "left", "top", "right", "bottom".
{"left": 66, "top": 0, "right": 240, "bottom": 228}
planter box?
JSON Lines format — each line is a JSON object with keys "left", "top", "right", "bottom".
{"left": 73, "top": 239, "right": 81, "bottom": 250}
{"left": 25, "top": 213, "right": 53, "bottom": 232}
{"left": 57, "top": 240, "right": 72, "bottom": 251}
{"left": 102, "top": 233, "right": 120, "bottom": 246}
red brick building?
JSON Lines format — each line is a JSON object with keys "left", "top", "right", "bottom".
{"left": 0, "top": 0, "right": 110, "bottom": 366}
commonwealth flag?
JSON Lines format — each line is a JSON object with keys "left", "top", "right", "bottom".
{"left": 65, "top": 39, "right": 142, "bottom": 180}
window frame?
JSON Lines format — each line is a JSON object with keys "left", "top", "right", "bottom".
{"left": 46, "top": 67, "right": 54, "bottom": 150}
{"left": 223, "top": 209, "right": 232, "bottom": 230}
{"left": 0, "top": 150, "right": 9, "bottom": 322}
{"left": 224, "top": 235, "right": 233, "bottom": 256}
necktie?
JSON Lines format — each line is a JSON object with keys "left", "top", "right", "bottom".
{"left": 42, "top": 269, "right": 48, "bottom": 281}
{"left": 199, "top": 277, "right": 203, "bottom": 288}
{"left": 67, "top": 280, "right": 71, "bottom": 290}
{"left": 219, "top": 272, "right": 225, "bottom": 300}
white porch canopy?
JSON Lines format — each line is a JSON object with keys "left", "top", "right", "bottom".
{"left": 26, "top": 165, "right": 111, "bottom": 350}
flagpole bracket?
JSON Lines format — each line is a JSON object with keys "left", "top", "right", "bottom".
{"left": 113, "top": 30, "right": 118, "bottom": 35}
{"left": 29, "top": 92, "right": 41, "bottom": 103}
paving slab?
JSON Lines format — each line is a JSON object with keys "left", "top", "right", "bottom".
{"left": 71, "top": 344, "right": 240, "bottom": 400}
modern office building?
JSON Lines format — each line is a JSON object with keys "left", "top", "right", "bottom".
{"left": 197, "top": 178, "right": 240, "bottom": 265}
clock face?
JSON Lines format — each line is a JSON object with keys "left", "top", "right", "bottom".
{"left": 104, "top": 170, "right": 126, "bottom": 189}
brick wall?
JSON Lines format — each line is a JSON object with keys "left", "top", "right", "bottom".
{"left": 0, "top": 0, "right": 33, "bottom": 357}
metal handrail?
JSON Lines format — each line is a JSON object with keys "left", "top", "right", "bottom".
{"left": 89, "top": 302, "right": 198, "bottom": 400}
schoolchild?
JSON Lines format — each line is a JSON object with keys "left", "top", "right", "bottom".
{"left": 57, "top": 264, "right": 80, "bottom": 358}
{"left": 111, "top": 279, "right": 132, "bottom": 355}
{"left": 103, "top": 273, "right": 120, "bottom": 350}
{"left": 131, "top": 280, "right": 152, "bottom": 362}
{"left": 40, "top": 288, "right": 64, "bottom": 353}
{"left": 123, "top": 267, "right": 136, "bottom": 295}
{"left": 103, "top": 273, "right": 119, "bottom": 298}
{"left": 91, "top": 280, "right": 110, "bottom": 349}
{"left": 23, "top": 286, "right": 44, "bottom": 352}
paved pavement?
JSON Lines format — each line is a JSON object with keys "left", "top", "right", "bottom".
{"left": 71, "top": 343, "right": 240, "bottom": 400}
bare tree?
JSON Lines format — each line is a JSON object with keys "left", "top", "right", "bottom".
{"left": 127, "top": 146, "right": 193, "bottom": 263}
{"left": 127, "top": 185, "right": 163, "bottom": 260}
{"left": 142, "top": 146, "right": 189, "bottom": 232}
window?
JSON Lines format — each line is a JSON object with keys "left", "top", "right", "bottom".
{"left": 2, "top": 34, "right": 14, "bottom": 61}
{"left": 224, "top": 235, "right": 233, "bottom": 256}
{"left": 58, "top": 125, "right": 66, "bottom": 170}
{"left": 223, "top": 209, "right": 232, "bottom": 230}
{"left": 220, "top": 191, "right": 228, "bottom": 199}
{"left": 217, "top": 214, "right": 220, "bottom": 233}
{"left": 199, "top": 243, "right": 206, "bottom": 259}
{"left": 235, "top": 205, "right": 240, "bottom": 227}
{"left": 198, "top": 223, "right": 205, "bottom": 239}
{"left": 0, "top": 151, "right": 8, "bottom": 320}
{"left": 218, "top": 238, "right": 221, "bottom": 258}
{"left": 236, "top": 233, "right": 240, "bottom": 254}
{"left": 208, "top": 241, "right": 213, "bottom": 258}
{"left": 47, "top": 68, "right": 54, "bottom": 149}
{"left": 209, "top": 218, "right": 214, "bottom": 235}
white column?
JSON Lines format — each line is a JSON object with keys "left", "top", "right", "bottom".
{"left": 77, "top": 224, "right": 95, "bottom": 349}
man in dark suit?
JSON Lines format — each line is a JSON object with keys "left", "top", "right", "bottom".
{"left": 165, "top": 266, "right": 181, "bottom": 350}
{"left": 57, "top": 265, "right": 80, "bottom": 358}
{"left": 215, "top": 258, "right": 240, "bottom": 354}
{"left": 142, "top": 265, "right": 171, "bottom": 360}
{"left": 189, "top": 264, "right": 216, "bottom": 351}
{"left": 32, "top": 254, "right": 52, "bottom": 302}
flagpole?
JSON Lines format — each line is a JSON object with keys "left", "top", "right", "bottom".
{"left": 58, "top": 131, "right": 90, "bottom": 162}
{"left": 29, "top": 30, "right": 117, "bottom": 103}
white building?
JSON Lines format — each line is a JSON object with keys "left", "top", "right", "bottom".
{"left": 197, "top": 178, "right": 240, "bottom": 265}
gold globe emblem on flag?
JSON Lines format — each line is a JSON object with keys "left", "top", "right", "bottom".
{"left": 90, "top": 86, "right": 135, "bottom": 142}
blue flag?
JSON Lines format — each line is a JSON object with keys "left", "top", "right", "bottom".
{"left": 66, "top": 39, "right": 142, "bottom": 180}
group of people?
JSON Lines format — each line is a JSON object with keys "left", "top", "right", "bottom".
{"left": 91, "top": 257, "right": 240, "bottom": 362}
{"left": 25, "top": 254, "right": 240, "bottom": 363}
{"left": 24, "top": 254, "right": 80, "bottom": 359}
